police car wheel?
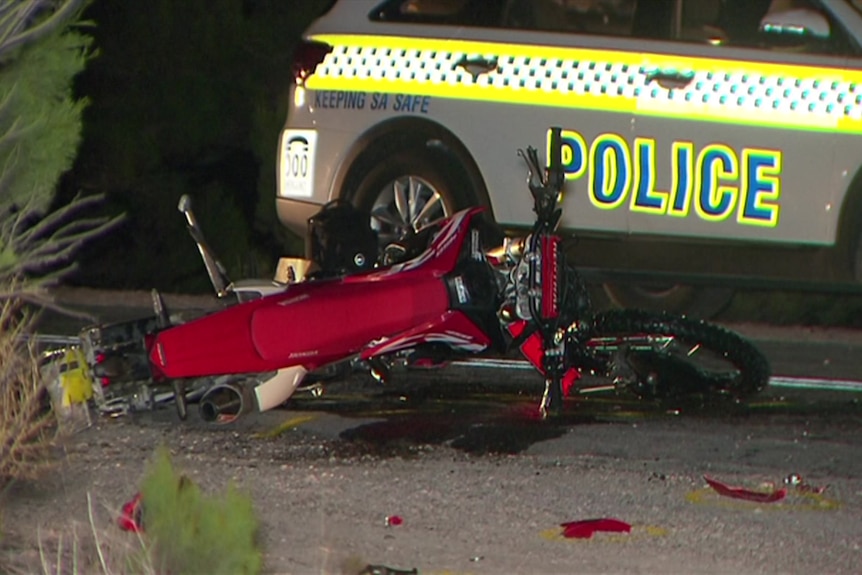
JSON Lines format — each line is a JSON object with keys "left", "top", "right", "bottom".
{"left": 352, "top": 149, "right": 473, "bottom": 248}
{"left": 602, "top": 283, "right": 734, "bottom": 320}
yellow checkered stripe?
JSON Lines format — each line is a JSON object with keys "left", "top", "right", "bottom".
{"left": 306, "top": 34, "right": 862, "bottom": 134}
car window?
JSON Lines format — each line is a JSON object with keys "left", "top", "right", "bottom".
{"left": 372, "top": 0, "right": 856, "bottom": 55}
{"left": 502, "top": 0, "right": 637, "bottom": 35}
{"left": 684, "top": 0, "right": 854, "bottom": 55}
{"left": 371, "top": 0, "right": 505, "bottom": 26}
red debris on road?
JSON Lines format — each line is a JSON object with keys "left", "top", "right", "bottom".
{"left": 117, "top": 492, "right": 144, "bottom": 532}
{"left": 560, "top": 518, "right": 631, "bottom": 539}
{"left": 704, "top": 475, "right": 787, "bottom": 503}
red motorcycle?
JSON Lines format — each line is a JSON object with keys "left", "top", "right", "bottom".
{"left": 147, "top": 128, "right": 770, "bottom": 422}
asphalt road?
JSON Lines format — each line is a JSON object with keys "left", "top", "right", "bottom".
{"left": 12, "top": 288, "right": 862, "bottom": 574}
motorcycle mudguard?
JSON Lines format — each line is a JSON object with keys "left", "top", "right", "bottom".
{"left": 148, "top": 207, "right": 486, "bottom": 380}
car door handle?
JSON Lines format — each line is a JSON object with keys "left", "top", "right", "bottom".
{"left": 455, "top": 56, "right": 498, "bottom": 80}
{"left": 644, "top": 70, "right": 695, "bottom": 90}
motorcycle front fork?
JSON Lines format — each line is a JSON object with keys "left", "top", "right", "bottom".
{"left": 539, "top": 337, "right": 566, "bottom": 418}
{"left": 540, "top": 375, "right": 564, "bottom": 418}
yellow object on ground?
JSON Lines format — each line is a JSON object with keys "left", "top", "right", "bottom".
{"left": 40, "top": 346, "right": 96, "bottom": 432}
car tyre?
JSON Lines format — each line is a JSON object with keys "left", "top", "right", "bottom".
{"left": 351, "top": 146, "right": 477, "bottom": 248}
{"left": 602, "top": 283, "right": 735, "bottom": 319}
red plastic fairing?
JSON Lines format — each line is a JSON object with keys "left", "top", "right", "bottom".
{"left": 560, "top": 518, "right": 631, "bottom": 539}
{"left": 148, "top": 208, "right": 484, "bottom": 380}
{"left": 361, "top": 309, "right": 491, "bottom": 359}
{"left": 149, "top": 271, "right": 449, "bottom": 378}
{"left": 703, "top": 475, "right": 787, "bottom": 503}
{"left": 381, "top": 208, "right": 483, "bottom": 276}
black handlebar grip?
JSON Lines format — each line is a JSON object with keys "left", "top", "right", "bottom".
{"left": 548, "top": 126, "right": 564, "bottom": 191}
{"left": 548, "top": 127, "right": 561, "bottom": 170}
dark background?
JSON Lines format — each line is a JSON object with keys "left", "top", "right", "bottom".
{"left": 55, "top": 0, "right": 330, "bottom": 293}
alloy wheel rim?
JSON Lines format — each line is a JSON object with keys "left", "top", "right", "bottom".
{"left": 369, "top": 175, "right": 447, "bottom": 245}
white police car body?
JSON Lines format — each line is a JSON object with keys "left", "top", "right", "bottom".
{"left": 278, "top": 0, "right": 862, "bottom": 316}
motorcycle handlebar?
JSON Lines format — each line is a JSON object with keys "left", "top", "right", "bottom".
{"left": 519, "top": 126, "right": 565, "bottom": 230}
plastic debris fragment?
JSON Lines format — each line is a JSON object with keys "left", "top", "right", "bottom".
{"left": 118, "top": 492, "right": 144, "bottom": 532}
{"left": 785, "top": 473, "right": 803, "bottom": 486}
{"left": 704, "top": 475, "right": 786, "bottom": 503}
{"left": 385, "top": 515, "right": 403, "bottom": 527}
{"left": 785, "top": 473, "right": 829, "bottom": 494}
{"left": 560, "top": 518, "right": 631, "bottom": 539}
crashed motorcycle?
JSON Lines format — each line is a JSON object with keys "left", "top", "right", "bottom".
{"left": 147, "top": 127, "right": 770, "bottom": 423}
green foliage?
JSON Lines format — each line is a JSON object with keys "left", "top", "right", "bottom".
{"left": 139, "top": 447, "right": 261, "bottom": 575}
{"left": 0, "top": 1, "right": 87, "bottom": 59}
{"left": 0, "top": 27, "right": 91, "bottom": 212}
{"left": 0, "top": 3, "right": 110, "bottom": 292}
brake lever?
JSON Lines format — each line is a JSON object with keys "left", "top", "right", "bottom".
{"left": 520, "top": 135, "right": 566, "bottom": 228}
{"left": 518, "top": 148, "right": 543, "bottom": 189}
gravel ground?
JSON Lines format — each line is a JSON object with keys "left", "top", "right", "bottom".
{"left": 3, "top": 383, "right": 862, "bottom": 574}
{"left": 2, "top": 288, "right": 860, "bottom": 574}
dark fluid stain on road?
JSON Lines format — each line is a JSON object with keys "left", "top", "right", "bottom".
{"left": 281, "top": 368, "right": 862, "bottom": 458}
{"left": 285, "top": 375, "right": 678, "bottom": 456}
{"left": 339, "top": 405, "right": 593, "bottom": 456}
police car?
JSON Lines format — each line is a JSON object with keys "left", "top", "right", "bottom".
{"left": 278, "top": 0, "right": 862, "bottom": 317}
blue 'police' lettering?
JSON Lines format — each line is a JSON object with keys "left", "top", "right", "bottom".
{"left": 552, "top": 128, "right": 781, "bottom": 227}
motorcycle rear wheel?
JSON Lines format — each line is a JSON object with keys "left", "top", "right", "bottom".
{"left": 587, "top": 309, "right": 770, "bottom": 402}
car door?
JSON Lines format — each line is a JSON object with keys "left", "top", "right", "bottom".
{"left": 629, "top": 0, "right": 853, "bottom": 245}
{"left": 432, "top": 0, "right": 644, "bottom": 234}
{"left": 303, "top": 0, "right": 651, "bottom": 234}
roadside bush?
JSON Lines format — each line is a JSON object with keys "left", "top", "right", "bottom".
{"left": 138, "top": 447, "right": 261, "bottom": 575}
{"left": 0, "top": 293, "right": 55, "bottom": 486}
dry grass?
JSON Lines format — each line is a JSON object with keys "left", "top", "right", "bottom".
{"left": 0, "top": 293, "right": 57, "bottom": 486}
{"left": 0, "top": 493, "right": 157, "bottom": 575}
{"left": 33, "top": 494, "right": 156, "bottom": 575}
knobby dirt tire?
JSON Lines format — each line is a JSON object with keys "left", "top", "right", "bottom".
{"left": 588, "top": 309, "right": 770, "bottom": 401}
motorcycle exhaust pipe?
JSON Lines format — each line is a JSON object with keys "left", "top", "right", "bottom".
{"left": 199, "top": 382, "right": 253, "bottom": 424}
{"left": 199, "top": 366, "right": 308, "bottom": 424}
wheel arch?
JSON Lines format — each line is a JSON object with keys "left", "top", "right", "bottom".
{"left": 331, "top": 117, "right": 494, "bottom": 218}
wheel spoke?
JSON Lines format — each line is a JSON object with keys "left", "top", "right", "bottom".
{"left": 370, "top": 206, "right": 402, "bottom": 229}
{"left": 408, "top": 176, "right": 421, "bottom": 223}
{"left": 393, "top": 179, "right": 409, "bottom": 224}
{"left": 413, "top": 193, "right": 442, "bottom": 228}
{"left": 365, "top": 172, "right": 455, "bottom": 265}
